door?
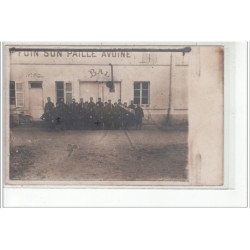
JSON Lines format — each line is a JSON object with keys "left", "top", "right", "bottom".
{"left": 79, "top": 82, "right": 99, "bottom": 102}
{"left": 79, "top": 81, "right": 121, "bottom": 103}
{"left": 29, "top": 82, "right": 43, "bottom": 120}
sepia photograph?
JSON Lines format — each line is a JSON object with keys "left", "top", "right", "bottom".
{"left": 4, "top": 44, "right": 224, "bottom": 185}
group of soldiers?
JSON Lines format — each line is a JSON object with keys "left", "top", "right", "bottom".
{"left": 41, "top": 97, "right": 144, "bottom": 130}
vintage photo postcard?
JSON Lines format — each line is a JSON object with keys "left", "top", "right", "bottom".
{"left": 3, "top": 44, "right": 224, "bottom": 186}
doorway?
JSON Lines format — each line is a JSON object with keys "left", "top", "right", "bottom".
{"left": 29, "top": 81, "right": 43, "bottom": 120}
{"left": 79, "top": 81, "right": 121, "bottom": 103}
{"left": 79, "top": 82, "right": 99, "bottom": 102}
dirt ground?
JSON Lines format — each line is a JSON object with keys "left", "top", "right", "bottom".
{"left": 9, "top": 124, "right": 188, "bottom": 182}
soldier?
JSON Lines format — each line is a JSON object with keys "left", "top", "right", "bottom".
{"left": 103, "top": 101, "right": 112, "bottom": 129}
{"left": 78, "top": 98, "right": 85, "bottom": 129}
{"left": 64, "top": 100, "right": 71, "bottom": 130}
{"left": 108, "top": 99, "right": 113, "bottom": 108}
{"left": 69, "top": 98, "right": 78, "bottom": 129}
{"left": 42, "top": 97, "right": 55, "bottom": 128}
{"left": 118, "top": 99, "right": 122, "bottom": 106}
{"left": 112, "top": 102, "right": 120, "bottom": 129}
{"left": 83, "top": 101, "right": 89, "bottom": 129}
{"left": 95, "top": 97, "right": 104, "bottom": 129}
{"left": 122, "top": 102, "right": 130, "bottom": 129}
{"left": 128, "top": 100, "right": 136, "bottom": 128}
{"left": 117, "top": 99, "right": 123, "bottom": 129}
{"left": 128, "top": 100, "right": 136, "bottom": 110}
{"left": 79, "top": 98, "right": 84, "bottom": 107}
{"left": 87, "top": 97, "right": 96, "bottom": 129}
{"left": 44, "top": 97, "right": 55, "bottom": 113}
{"left": 54, "top": 98, "right": 67, "bottom": 130}
{"left": 116, "top": 100, "right": 123, "bottom": 129}
{"left": 96, "top": 97, "right": 104, "bottom": 107}
{"left": 108, "top": 100, "right": 114, "bottom": 129}
{"left": 135, "top": 104, "right": 144, "bottom": 129}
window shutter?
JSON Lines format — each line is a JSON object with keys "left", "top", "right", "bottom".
{"left": 66, "top": 82, "right": 72, "bottom": 92}
{"left": 65, "top": 82, "right": 72, "bottom": 104}
{"left": 10, "top": 81, "right": 16, "bottom": 105}
{"left": 15, "top": 83, "right": 24, "bottom": 107}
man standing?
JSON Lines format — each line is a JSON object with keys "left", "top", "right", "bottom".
{"left": 83, "top": 101, "right": 89, "bottom": 129}
{"left": 122, "top": 102, "right": 130, "bottom": 129}
{"left": 128, "top": 100, "right": 136, "bottom": 128}
{"left": 112, "top": 102, "right": 120, "bottom": 129}
{"left": 103, "top": 100, "right": 113, "bottom": 129}
{"left": 78, "top": 98, "right": 85, "bottom": 129}
{"left": 96, "top": 97, "right": 104, "bottom": 108}
{"left": 88, "top": 97, "right": 96, "bottom": 129}
{"left": 69, "top": 98, "right": 78, "bottom": 129}
{"left": 44, "top": 97, "right": 54, "bottom": 113}
{"left": 135, "top": 104, "right": 144, "bottom": 129}
{"left": 128, "top": 100, "right": 136, "bottom": 110}
{"left": 55, "top": 98, "right": 67, "bottom": 130}
{"left": 95, "top": 97, "right": 104, "bottom": 129}
{"left": 42, "top": 97, "right": 55, "bottom": 128}
{"left": 117, "top": 99, "right": 123, "bottom": 129}
{"left": 118, "top": 99, "right": 122, "bottom": 106}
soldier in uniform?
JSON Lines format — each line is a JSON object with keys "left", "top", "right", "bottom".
{"left": 108, "top": 100, "right": 114, "bottom": 129}
{"left": 95, "top": 97, "right": 104, "bottom": 129}
{"left": 122, "top": 102, "right": 130, "bottom": 129}
{"left": 54, "top": 98, "right": 67, "bottom": 130}
{"left": 44, "top": 97, "right": 54, "bottom": 113}
{"left": 117, "top": 99, "right": 123, "bottom": 129}
{"left": 96, "top": 97, "right": 104, "bottom": 107}
{"left": 128, "top": 100, "right": 136, "bottom": 128}
{"left": 135, "top": 104, "right": 144, "bottom": 129}
{"left": 87, "top": 97, "right": 96, "bottom": 129}
{"left": 118, "top": 99, "right": 122, "bottom": 106}
{"left": 128, "top": 100, "right": 136, "bottom": 110}
{"left": 103, "top": 102, "right": 108, "bottom": 129}
{"left": 103, "top": 101, "right": 113, "bottom": 129}
{"left": 112, "top": 102, "right": 120, "bottom": 129}
{"left": 108, "top": 99, "right": 113, "bottom": 108}
{"left": 83, "top": 101, "right": 89, "bottom": 129}
{"left": 69, "top": 98, "right": 78, "bottom": 129}
{"left": 78, "top": 98, "right": 85, "bottom": 129}
{"left": 42, "top": 97, "right": 55, "bottom": 129}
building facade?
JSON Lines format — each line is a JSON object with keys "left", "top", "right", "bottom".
{"left": 9, "top": 46, "right": 190, "bottom": 125}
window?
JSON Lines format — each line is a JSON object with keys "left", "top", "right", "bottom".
{"left": 65, "top": 82, "right": 72, "bottom": 104}
{"left": 15, "top": 82, "right": 24, "bottom": 107}
{"left": 56, "top": 81, "right": 64, "bottom": 103}
{"left": 10, "top": 81, "right": 16, "bottom": 105}
{"left": 56, "top": 81, "right": 72, "bottom": 104}
{"left": 30, "top": 82, "right": 42, "bottom": 88}
{"left": 10, "top": 81, "right": 24, "bottom": 107}
{"left": 134, "top": 82, "right": 149, "bottom": 105}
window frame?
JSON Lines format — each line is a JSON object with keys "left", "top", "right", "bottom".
{"left": 133, "top": 81, "right": 150, "bottom": 107}
{"left": 29, "top": 81, "right": 43, "bottom": 89}
{"left": 55, "top": 81, "right": 73, "bottom": 104}
{"left": 65, "top": 82, "right": 73, "bottom": 104}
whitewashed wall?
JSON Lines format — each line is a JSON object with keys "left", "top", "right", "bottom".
{"left": 9, "top": 47, "right": 190, "bottom": 124}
